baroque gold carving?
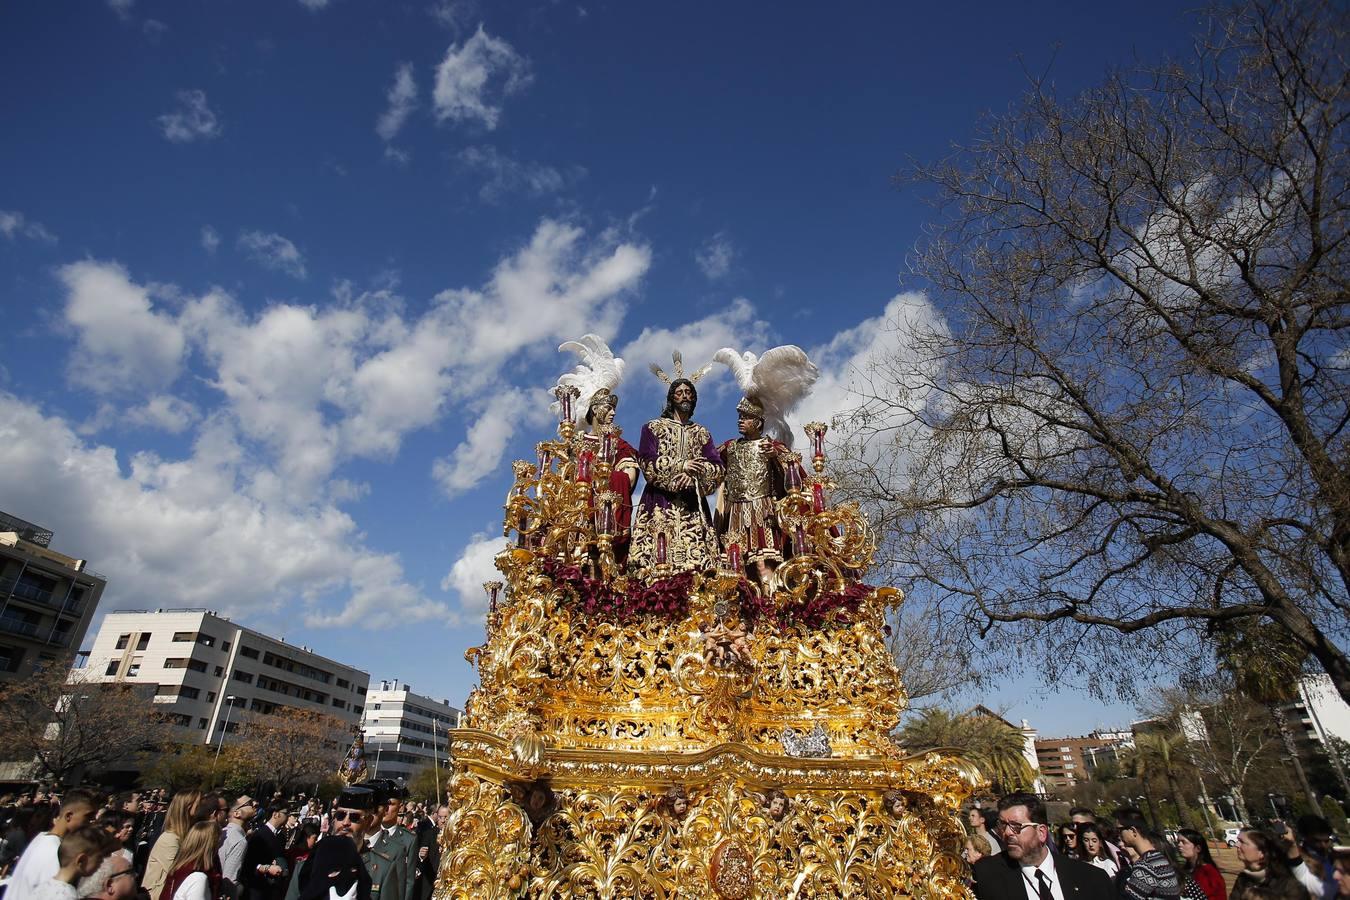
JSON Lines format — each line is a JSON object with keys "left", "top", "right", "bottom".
{"left": 434, "top": 408, "right": 980, "bottom": 899}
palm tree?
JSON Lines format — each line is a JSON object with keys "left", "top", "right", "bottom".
{"left": 1133, "top": 730, "right": 1196, "bottom": 829}
{"left": 897, "top": 707, "right": 1036, "bottom": 792}
{"left": 1216, "top": 620, "right": 1319, "bottom": 810}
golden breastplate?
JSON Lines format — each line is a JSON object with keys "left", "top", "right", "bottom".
{"left": 724, "top": 439, "right": 772, "bottom": 502}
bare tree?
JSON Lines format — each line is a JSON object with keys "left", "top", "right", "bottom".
{"left": 234, "top": 706, "right": 347, "bottom": 794}
{"left": 842, "top": 1, "right": 1350, "bottom": 700}
{"left": 0, "top": 660, "right": 168, "bottom": 785}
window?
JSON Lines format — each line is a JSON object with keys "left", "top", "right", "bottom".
{"left": 196, "top": 633, "right": 216, "bottom": 648}
{"left": 353, "top": 705, "right": 363, "bottom": 715}
{"left": 240, "top": 647, "right": 259, "bottom": 659}
{"left": 233, "top": 670, "right": 253, "bottom": 684}
{"left": 357, "top": 686, "right": 367, "bottom": 695}
{"left": 115, "top": 634, "right": 130, "bottom": 650}
{"left": 104, "top": 661, "right": 119, "bottom": 676}
{"left": 136, "top": 634, "right": 150, "bottom": 651}
{"left": 222, "top": 642, "right": 231, "bottom": 652}
{"left": 198, "top": 718, "right": 208, "bottom": 729}
{"left": 179, "top": 686, "right": 201, "bottom": 700}
{"left": 207, "top": 691, "right": 217, "bottom": 703}
{"left": 127, "top": 663, "right": 140, "bottom": 677}
{"left": 214, "top": 666, "right": 224, "bottom": 676}
{"left": 0, "top": 646, "right": 25, "bottom": 674}
{"left": 337, "top": 678, "right": 349, "bottom": 689}
{"left": 167, "top": 713, "right": 191, "bottom": 727}
{"left": 173, "top": 632, "right": 195, "bottom": 642}
{"left": 332, "top": 698, "right": 347, "bottom": 710}
{"left": 163, "top": 658, "right": 187, "bottom": 668}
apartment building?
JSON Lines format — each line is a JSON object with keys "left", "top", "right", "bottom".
{"left": 1034, "top": 731, "right": 1132, "bottom": 789}
{"left": 360, "top": 680, "right": 463, "bottom": 784}
{"left": 84, "top": 609, "right": 369, "bottom": 742}
{"left": 0, "top": 510, "right": 106, "bottom": 681}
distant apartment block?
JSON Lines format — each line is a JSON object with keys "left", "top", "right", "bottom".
{"left": 84, "top": 609, "right": 369, "bottom": 741}
{"left": 360, "top": 680, "right": 462, "bottom": 784}
{"left": 1034, "top": 731, "right": 1132, "bottom": 789}
{"left": 0, "top": 510, "right": 106, "bottom": 681}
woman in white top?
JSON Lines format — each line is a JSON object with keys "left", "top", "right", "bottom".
{"left": 1077, "top": 822, "right": 1120, "bottom": 879}
{"left": 160, "top": 821, "right": 222, "bottom": 900}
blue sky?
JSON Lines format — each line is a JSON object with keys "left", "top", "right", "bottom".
{"left": 0, "top": 0, "right": 1203, "bottom": 736}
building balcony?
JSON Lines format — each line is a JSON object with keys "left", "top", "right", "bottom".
{"left": 0, "top": 616, "right": 41, "bottom": 638}
{"left": 0, "top": 576, "right": 85, "bottom": 617}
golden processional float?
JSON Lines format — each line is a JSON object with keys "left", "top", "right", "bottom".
{"left": 434, "top": 337, "right": 982, "bottom": 899}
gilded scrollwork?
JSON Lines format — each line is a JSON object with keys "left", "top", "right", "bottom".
{"left": 434, "top": 368, "right": 980, "bottom": 899}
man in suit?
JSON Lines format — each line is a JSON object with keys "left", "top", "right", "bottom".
{"left": 971, "top": 792, "right": 1114, "bottom": 900}
{"left": 413, "top": 805, "right": 447, "bottom": 900}
{"left": 241, "top": 807, "right": 289, "bottom": 900}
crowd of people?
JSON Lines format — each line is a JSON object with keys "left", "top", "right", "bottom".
{"left": 1, "top": 783, "right": 1347, "bottom": 898}
{"left": 0, "top": 783, "right": 448, "bottom": 900}
{"left": 965, "top": 792, "right": 1349, "bottom": 900}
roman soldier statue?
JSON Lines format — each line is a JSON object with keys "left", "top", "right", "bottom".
{"left": 555, "top": 335, "right": 640, "bottom": 565}
{"left": 712, "top": 345, "right": 820, "bottom": 586}
{"left": 629, "top": 352, "right": 724, "bottom": 575}
{"left": 715, "top": 395, "right": 809, "bottom": 585}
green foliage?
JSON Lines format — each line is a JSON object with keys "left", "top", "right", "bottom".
{"left": 406, "top": 765, "right": 443, "bottom": 804}
{"left": 140, "top": 743, "right": 253, "bottom": 793}
{"left": 896, "top": 707, "right": 1035, "bottom": 792}
{"left": 1320, "top": 796, "right": 1349, "bottom": 836}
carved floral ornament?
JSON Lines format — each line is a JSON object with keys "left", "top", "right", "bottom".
{"left": 433, "top": 337, "right": 982, "bottom": 899}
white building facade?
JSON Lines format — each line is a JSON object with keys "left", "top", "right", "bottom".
{"left": 360, "top": 681, "right": 462, "bottom": 784}
{"left": 84, "top": 609, "right": 369, "bottom": 742}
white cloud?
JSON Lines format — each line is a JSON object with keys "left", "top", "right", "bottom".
{"left": 142, "top": 19, "right": 168, "bottom": 41}
{"left": 107, "top": 0, "right": 134, "bottom": 19}
{"left": 201, "top": 225, "right": 220, "bottom": 254}
{"left": 59, "top": 261, "right": 187, "bottom": 395}
{"left": 376, "top": 63, "right": 418, "bottom": 151}
{"left": 695, "top": 231, "right": 736, "bottom": 280}
{"left": 432, "top": 388, "right": 548, "bottom": 497}
{"left": 457, "top": 145, "right": 584, "bottom": 203}
{"left": 0, "top": 210, "right": 57, "bottom": 244}
{"left": 433, "top": 26, "right": 532, "bottom": 130}
{"left": 238, "top": 230, "right": 307, "bottom": 279}
{"left": 125, "top": 394, "right": 201, "bottom": 433}
{"left": 440, "top": 531, "right": 508, "bottom": 614}
{"left": 792, "top": 291, "right": 948, "bottom": 466}
{"left": 620, "top": 297, "right": 771, "bottom": 390}
{"left": 429, "top": 0, "right": 475, "bottom": 32}
{"left": 0, "top": 393, "right": 446, "bottom": 630}
{"left": 157, "top": 90, "right": 222, "bottom": 143}
{"left": 298, "top": 0, "right": 331, "bottom": 9}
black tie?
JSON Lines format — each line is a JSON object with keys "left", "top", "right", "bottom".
{"left": 1036, "top": 870, "right": 1054, "bottom": 900}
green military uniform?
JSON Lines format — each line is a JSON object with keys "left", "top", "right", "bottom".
{"left": 365, "top": 827, "right": 418, "bottom": 900}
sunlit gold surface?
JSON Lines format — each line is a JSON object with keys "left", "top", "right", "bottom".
{"left": 438, "top": 417, "right": 980, "bottom": 898}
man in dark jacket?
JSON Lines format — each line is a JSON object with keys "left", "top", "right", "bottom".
{"left": 971, "top": 792, "right": 1114, "bottom": 900}
{"left": 241, "top": 807, "right": 289, "bottom": 900}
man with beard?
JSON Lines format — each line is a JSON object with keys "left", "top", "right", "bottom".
{"left": 630, "top": 359, "right": 724, "bottom": 576}
{"left": 971, "top": 793, "right": 1112, "bottom": 900}
{"left": 286, "top": 788, "right": 375, "bottom": 900}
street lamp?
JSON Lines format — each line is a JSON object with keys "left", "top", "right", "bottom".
{"left": 212, "top": 695, "right": 239, "bottom": 778}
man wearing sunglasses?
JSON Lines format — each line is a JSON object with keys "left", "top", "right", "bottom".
{"left": 76, "top": 852, "right": 138, "bottom": 900}
{"left": 219, "top": 795, "right": 255, "bottom": 897}
{"left": 288, "top": 784, "right": 395, "bottom": 900}
{"left": 971, "top": 792, "right": 1113, "bottom": 900}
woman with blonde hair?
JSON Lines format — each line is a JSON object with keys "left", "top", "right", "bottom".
{"left": 142, "top": 790, "right": 201, "bottom": 900}
{"left": 161, "top": 821, "right": 222, "bottom": 900}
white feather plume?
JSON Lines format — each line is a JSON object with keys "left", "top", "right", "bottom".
{"left": 712, "top": 345, "right": 819, "bottom": 448}
{"left": 551, "top": 334, "right": 626, "bottom": 421}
